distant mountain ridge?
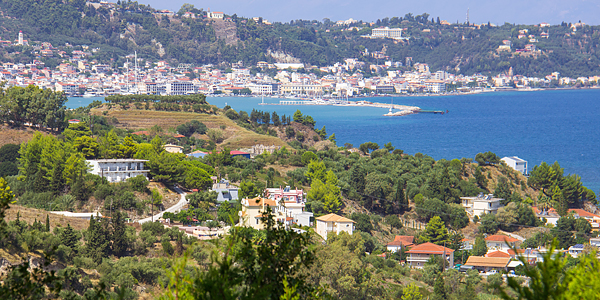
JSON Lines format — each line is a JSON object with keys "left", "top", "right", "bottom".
{"left": 0, "top": 0, "right": 599, "bottom": 77}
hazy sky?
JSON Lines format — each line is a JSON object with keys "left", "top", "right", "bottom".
{"left": 141, "top": 0, "right": 600, "bottom": 25}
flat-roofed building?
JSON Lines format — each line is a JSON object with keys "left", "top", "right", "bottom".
{"left": 501, "top": 156, "right": 528, "bottom": 175}
{"left": 87, "top": 159, "right": 149, "bottom": 183}
{"left": 460, "top": 193, "right": 504, "bottom": 217}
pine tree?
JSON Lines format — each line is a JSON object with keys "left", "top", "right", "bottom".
{"left": 61, "top": 224, "right": 78, "bottom": 251}
{"left": 419, "top": 216, "right": 451, "bottom": 246}
{"left": 86, "top": 214, "right": 110, "bottom": 264}
{"left": 111, "top": 211, "right": 127, "bottom": 257}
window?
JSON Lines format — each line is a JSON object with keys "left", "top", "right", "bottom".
{"left": 256, "top": 219, "right": 259, "bottom": 225}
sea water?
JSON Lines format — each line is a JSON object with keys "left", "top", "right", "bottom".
{"left": 66, "top": 89, "right": 600, "bottom": 192}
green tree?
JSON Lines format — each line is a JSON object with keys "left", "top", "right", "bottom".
{"left": 111, "top": 211, "right": 128, "bottom": 257}
{"left": 471, "top": 235, "right": 487, "bottom": 256}
{"left": 60, "top": 223, "right": 78, "bottom": 251}
{"left": 478, "top": 213, "right": 498, "bottom": 235}
{"left": 401, "top": 283, "right": 423, "bottom": 300}
{"left": 419, "top": 216, "right": 450, "bottom": 246}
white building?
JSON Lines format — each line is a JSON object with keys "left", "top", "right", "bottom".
{"left": 424, "top": 80, "right": 446, "bottom": 93}
{"left": 166, "top": 81, "right": 195, "bottom": 95}
{"left": 315, "top": 213, "right": 355, "bottom": 240}
{"left": 87, "top": 159, "right": 149, "bottom": 183}
{"left": 501, "top": 156, "right": 528, "bottom": 175}
{"left": 371, "top": 27, "right": 403, "bottom": 39}
{"left": 460, "top": 193, "right": 504, "bottom": 217}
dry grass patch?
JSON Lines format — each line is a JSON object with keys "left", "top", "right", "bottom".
{"left": 5, "top": 205, "right": 90, "bottom": 231}
{"left": 0, "top": 125, "right": 50, "bottom": 147}
{"left": 92, "top": 108, "right": 289, "bottom": 149}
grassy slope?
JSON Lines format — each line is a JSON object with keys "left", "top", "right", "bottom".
{"left": 91, "top": 106, "right": 291, "bottom": 149}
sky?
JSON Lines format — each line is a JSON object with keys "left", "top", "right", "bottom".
{"left": 140, "top": 0, "right": 600, "bottom": 25}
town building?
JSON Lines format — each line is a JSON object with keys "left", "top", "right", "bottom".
{"left": 406, "top": 242, "right": 454, "bottom": 268}
{"left": 460, "top": 193, "right": 504, "bottom": 217}
{"left": 501, "top": 156, "right": 528, "bottom": 175}
{"left": 86, "top": 159, "right": 149, "bottom": 183}
{"left": 315, "top": 213, "right": 355, "bottom": 240}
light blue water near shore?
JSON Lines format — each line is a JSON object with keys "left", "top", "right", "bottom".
{"left": 66, "top": 89, "right": 600, "bottom": 192}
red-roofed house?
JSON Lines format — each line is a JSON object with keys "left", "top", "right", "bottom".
{"left": 406, "top": 242, "right": 454, "bottom": 268}
{"left": 387, "top": 235, "right": 414, "bottom": 253}
{"left": 132, "top": 131, "right": 150, "bottom": 136}
{"left": 229, "top": 150, "right": 251, "bottom": 159}
{"left": 485, "top": 235, "right": 519, "bottom": 250}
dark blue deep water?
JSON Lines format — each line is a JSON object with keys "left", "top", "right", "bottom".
{"left": 67, "top": 89, "right": 600, "bottom": 192}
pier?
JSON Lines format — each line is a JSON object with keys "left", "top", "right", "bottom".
{"left": 257, "top": 99, "right": 447, "bottom": 117}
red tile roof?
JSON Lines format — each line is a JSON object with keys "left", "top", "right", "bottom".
{"left": 132, "top": 130, "right": 150, "bottom": 136}
{"left": 569, "top": 208, "right": 599, "bottom": 218}
{"left": 485, "top": 235, "right": 519, "bottom": 243}
{"left": 486, "top": 250, "right": 511, "bottom": 258}
{"left": 387, "top": 235, "right": 414, "bottom": 247}
{"left": 406, "top": 242, "right": 454, "bottom": 254}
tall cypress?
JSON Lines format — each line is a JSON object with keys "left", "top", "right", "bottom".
{"left": 111, "top": 212, "right": 127, "bottom": 257}
{"left": 61, "top": 224, "right": 78, "bottom": 252}
{"left": 45, "top": 214, "right": 50, "bottom": 232}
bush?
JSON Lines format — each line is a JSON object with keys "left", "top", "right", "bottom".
{"left": 127, "top": 175, "right": 149, "bottom": 193}
{"left": 385, "top": 215, "right": 403, "bottom": 229}
{"left": 350, "top": 212, "right": 373, "bottom": 232}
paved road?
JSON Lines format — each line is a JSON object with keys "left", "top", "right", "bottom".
{"left": 138, "top": 186, "right": 187, "bottom": 224}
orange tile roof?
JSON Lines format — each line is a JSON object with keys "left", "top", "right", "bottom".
{"left": 569, "top": 208, "right": 599, "bottom": 218}
{"left": 246, "top": 197, "right": 277, "bottom": 207}
{"left": 485, "top": 235, "right": 519, "bottom": 243}
{"left": 406, "top": 242, "right": 454, "bottom": 254}
{"left": 387, "top": 235, "right": 414, "bottom": 247}
{"left": 486, "top": 251, "right": 511, "bottom": 258}
{"left": 315, "top": 213, "right": 355, "bottom": 223}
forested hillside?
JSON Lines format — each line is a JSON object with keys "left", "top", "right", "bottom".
{"left": 1, "top": 0, "right": 600, "bottom": 76}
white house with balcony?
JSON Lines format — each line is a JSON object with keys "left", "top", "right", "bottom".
{"left": 315, "top": 213, "right": 355, "bottom": 240}
{"left": 86, "top": 159, "right": 149, "bottom": 183}
{"left": 501, "top": 156, "right": 528, "bottom": 175}
{"left": 460, "top": 193, "right": 504, "bottom": 217}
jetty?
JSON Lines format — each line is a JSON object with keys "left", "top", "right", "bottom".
{"left": 259, "top": 99, "right": 423, "bottom": 116}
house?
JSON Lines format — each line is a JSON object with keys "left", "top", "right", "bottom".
{"left": 485, "top": 234, "right": 519, "bottom": 250}
{"left": 315, "top": 213, "right": 355, "bottom": 240}
{"left": 568, "top": 244, "right": 585, "bottom": 258}
{"left": 532, "top": 206, "right": 560, "bottom": 225}
{"left": 239, "top": 197, "right": 281, "bottom": 230}
{"left": 501, "top": 156, "right": 528, "bottom": 175}
{"left": 212, "top": 179, "right": 239, "bottom": 202}
{"left": 265, "top": 186, "right": 304, "bottom": 203}
{"left": 464, "top": 256, "right": 510, "bottom": 272}
{"left": 164, "top": 144, "right": 183, "bottom": 154}
{"left": 86, "top": 159, "right": 149, "bottom": 183}
{"left": 386, "top": 235, "right": 414, "bottom": 253}
{"left": 292, "top": 211, "right": 313, "bottom": 227}
{"left": 590, "top": 237, "right": 600, "bottom": 247}
{"left": 406, "top": 242, "right": 454, "bottom": 269}
{"left": 460, "top": 193, "right": 504, "bottom": 217}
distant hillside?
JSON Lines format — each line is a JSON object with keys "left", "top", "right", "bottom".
{"left": 0, "top": 1, "right": 599, "bottom": 76}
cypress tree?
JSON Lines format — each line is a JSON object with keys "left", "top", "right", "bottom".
{"left": 395, "top": 181, "right": 407, "bottom": 213}
{"left": 86, "top": 214, "right": 109, "bottom": 264}
{"left": 45, "top": 214, "right": 50, "bottom": 232}
{"left": 61, "top": 224, "right": 78, "bottom": 251}
{"left": 111, "top": 212, "right": 127, "bottom": 257}
{"left": 175, "top": 232, "right": 183, "bottom": 255}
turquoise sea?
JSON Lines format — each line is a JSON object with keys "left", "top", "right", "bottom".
{"left": 67, "top": 89, "right": 600, "bottom": 192}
